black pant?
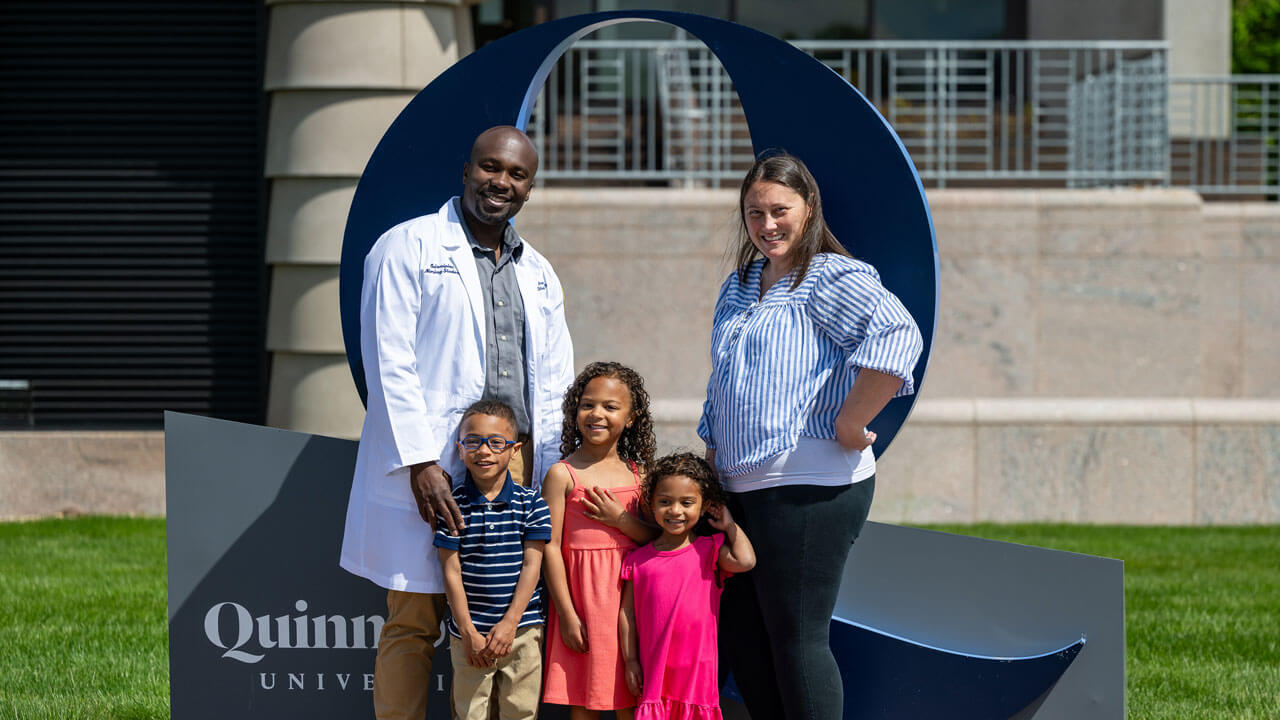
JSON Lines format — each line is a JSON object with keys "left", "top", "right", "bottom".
{"left": 720, "top": 478, "right": 875, "bottom": 720}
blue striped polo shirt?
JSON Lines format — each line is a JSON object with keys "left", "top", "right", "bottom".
{"left": 697, "top": 254, "right": 923, "bottom": 478}
{"left": 433, "top": 473, "right": 552, "bottom": 636}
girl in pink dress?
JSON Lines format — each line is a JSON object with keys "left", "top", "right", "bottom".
{"left": 619, "top": 453, "right": 757, "bottom": 720}
{"left": 543, "top": 362, "right": 659, "bottom": 719}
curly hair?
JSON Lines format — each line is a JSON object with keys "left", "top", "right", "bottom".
{"left": 641, "top": 452, "right": 727, "bottom": 536}
{"left": 558, "top": 361, "right": 656, "bottom": 468}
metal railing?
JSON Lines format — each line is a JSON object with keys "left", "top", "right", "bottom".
{"left": 524, "top": 37, "right": 1280, "bottom": 198}
{"left": 1169, "top": 75, "right": 1280, "bottom": 197}
{"left": 526, "top": 39, "right": 1172, "bottom": 188}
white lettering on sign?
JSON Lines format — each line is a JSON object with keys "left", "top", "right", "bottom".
{"left": 203, "top": 600, "right": 385, "bottom": 664}
{"left": 257, "top": 672, "right": 380, "bottom": 692}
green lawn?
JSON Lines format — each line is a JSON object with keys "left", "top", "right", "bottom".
{"left": 0, "top": 518, "right": 1276, "bottom": 719}
{"left": 928, "top": 524, "right": 1280, "bottom": 720}
{"left": 0, "top": 517, "right": 168, "bottom": 720}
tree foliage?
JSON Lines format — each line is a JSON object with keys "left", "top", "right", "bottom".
{"left": 1233, "top": 0, "right": 1280, "bottom": 73}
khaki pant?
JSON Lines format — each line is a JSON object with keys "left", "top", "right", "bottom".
{"left": 450, "top": 625, "right": 544, "bottom": 720}
{"left": 373, "top": 590, "right": 448, "bottom": 720}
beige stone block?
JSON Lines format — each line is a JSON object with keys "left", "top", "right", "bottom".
{"left": 870, "top": 423, "right": 976, "bottom": 524}
{"left": 1038, "top": 189, "right": 1201, "bottom": 257}
{"left": 1237, "top": 203, "right": 1280, "bottom": 260}
{"left": 553, "top": 255, "right": 721, "bottom": 400}
{"left": 265, "top": 90, "right": 413, "bottom": 177}
{"left": 267, "top": 353, "right": 365, "bottom": 439}
{"left": 515, "top": 188, "right": 737, "bottom": 258}
{"left": 1192, "top": 399, "right": 1280, "bottom": 424}
{"left": 650, "top": 400, "right": 706, "bottom": 456}
{"left": 1037, "top": 258, "right": 1200, "bottom": 396}
{"left": 925, "top": 189, "right": 1038, "bottom": 256}
{"left": 1194, "top": 425, "right": 1280, "bottom": 524}
{"left": 267, "top": 265, "right": 344, "bottom": 353}
{"left": 1196, "top": 260, "right": 1243, "bottom": 396}
{"left": 267, "top": 178, "right": 358, "bottom": 264}
{"left": 1241, "top": 262, "right": 1280, "bottom": 396}
{"left": 265, "top": 3, "right": 406, "bottom": 90}
{"left": 976, "top": 425, "right": 1194, "bottom": 523}
{"left": 653, "top": 420, "right": 704, "bottom": 457}
{"left": 404, "top": 4, "right": 473, "bottom": 88}
{"left": 975, "top": 397, "right": 1193, "bottom": 425}
{"left": 1199, "top": 204, "right": 1244, "bottom": 259}
{"left": 927, "top": 256, "right": 1037, "bottom": 396}
{"left": 0, "top": 432, "right": 164, "bottom": 519}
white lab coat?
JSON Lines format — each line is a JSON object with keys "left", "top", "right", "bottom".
{"left": 339, "top": 199, "right": 574, "bottom": 593}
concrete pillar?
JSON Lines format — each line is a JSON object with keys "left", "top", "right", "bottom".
{"left": 262, "top": 0, "right": 476, "bottom": 438}
{"left": 1164, "top": 0, "right": 1232, "bottom": 138}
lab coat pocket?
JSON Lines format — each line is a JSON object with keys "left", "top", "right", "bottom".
{"left": 368, "top": 465, "right": 416, "bottom": 509}
{"left": 536, "top": 298, "right": 567, "bottom": 388}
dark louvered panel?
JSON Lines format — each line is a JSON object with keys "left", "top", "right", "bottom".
{"left": 0, "top": 1, "right": 267, "bottom": 428}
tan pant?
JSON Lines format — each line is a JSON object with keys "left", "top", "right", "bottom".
{"left": 450, "top": 625, "right": 544, "bottom": 720}
{"left": 509, "top": 434, "right": 534, "bottom": 487}
{"left": 373, "top": 590, "right": 448, "bottom": 720}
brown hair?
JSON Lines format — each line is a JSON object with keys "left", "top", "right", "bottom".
{"left": 734, "top": 151, "right": 850, "bottom": 289}
{"left": 558, "top": 361, "right": 656, "bottom": 469}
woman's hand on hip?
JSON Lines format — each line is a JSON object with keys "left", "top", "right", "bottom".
{"left": 834, "top": 410, "right": 877, "bottom": 452}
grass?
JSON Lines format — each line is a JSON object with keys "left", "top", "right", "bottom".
{"left": 927, "top": 524, "right": 1280, "bottom": 720}
{"left": 0, "top": 517, "right": 168, "bottom": 720}
{"left": 0, "top": 518, "right": 1276, "bottom": 719}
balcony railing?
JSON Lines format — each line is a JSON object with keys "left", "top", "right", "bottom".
{"left": 524, "top": 38, "right": 1278, "bottom": 198}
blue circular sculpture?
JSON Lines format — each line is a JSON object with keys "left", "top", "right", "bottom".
{"left": 340, "top": 10, "right": 938, "bottom": 456}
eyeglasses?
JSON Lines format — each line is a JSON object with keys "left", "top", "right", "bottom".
{"left": 458, "top": 434, "right": 518, "bottom": 453}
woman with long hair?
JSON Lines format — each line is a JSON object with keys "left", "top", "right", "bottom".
{"left": 698, "top": 151, "right": 923, "bottom": 719}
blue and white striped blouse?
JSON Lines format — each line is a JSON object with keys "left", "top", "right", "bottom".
{"left": 697, "top": 254, "right": 923, "bottom": 478}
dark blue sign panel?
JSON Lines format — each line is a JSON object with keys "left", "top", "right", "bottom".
{"left": 165, "top": 413, "right": 448, "bottom": 719}
{"left": 166, "top": 413, "right": 1122, "bottom": 719}
{"left": 340, "top": 10, "right": 939, "bottom": 456}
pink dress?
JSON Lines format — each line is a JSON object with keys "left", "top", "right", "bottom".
{"left": 543, "top": 461, "right": 643, "bottom": 710}
{"left": 620, "top": 534, "right": 727, "bottom": 720}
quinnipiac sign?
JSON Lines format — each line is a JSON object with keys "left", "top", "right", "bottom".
{"left": 165, "top": 412, "right": 1122, "bottom": 720}
{"left": 165, "top": 412, "right": 451, "bottom": 718}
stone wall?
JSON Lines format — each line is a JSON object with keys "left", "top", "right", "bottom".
{"left": 521, "top": 188, "right": 1280, "bottom": 525}
{"left": 4, "top": 188, "right": 1278, "bottom": 523}
{"left": 0, "top": 431, "right": 165, "bottom": 519}
{"left": 520, "top": 188, "right": 1279, "bottom": 403}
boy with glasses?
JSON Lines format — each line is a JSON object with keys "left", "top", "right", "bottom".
{"left": 435, "top": 399, "right": 551, "bottom": 720}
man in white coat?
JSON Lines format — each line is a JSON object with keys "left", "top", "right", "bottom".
{"left": 340, "top": 126, "right": 574, "bottom": 720}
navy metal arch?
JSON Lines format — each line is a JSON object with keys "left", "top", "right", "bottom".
{"left": 340, "top": 10, "right": 939, "bottom": 456}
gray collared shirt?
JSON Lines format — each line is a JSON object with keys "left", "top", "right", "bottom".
{"left": 454, "top": 198, "right": 531, "bottom": 435}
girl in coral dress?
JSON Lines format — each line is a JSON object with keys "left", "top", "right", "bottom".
{"left": 542, "top": 362, "right": 660, "bottom": 719}
{"left": 619, "top": 453, "right": 756, "bottom": 720}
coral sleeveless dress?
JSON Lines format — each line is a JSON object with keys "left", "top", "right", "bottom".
{"left": 543, "top": 461, "right": 643, "bottom": 710}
